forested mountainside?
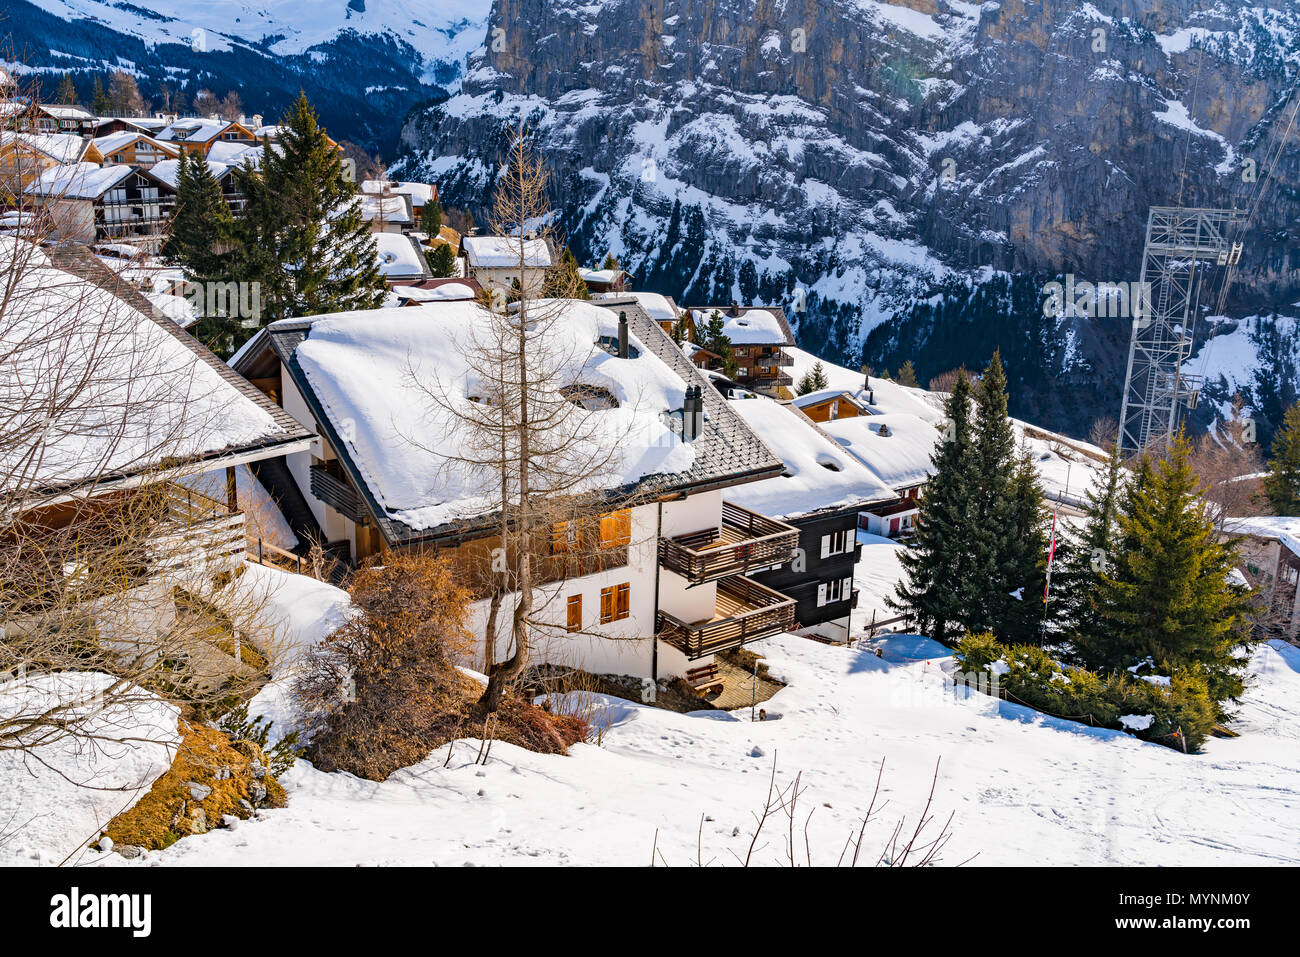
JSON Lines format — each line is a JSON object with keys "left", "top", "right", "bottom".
{"left": 392, "top": 0, "right": 1300, "bottom": 439}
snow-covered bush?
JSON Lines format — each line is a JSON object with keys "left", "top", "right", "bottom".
{"left": 954, "top": 634, "right": 1217, "bottom": 751}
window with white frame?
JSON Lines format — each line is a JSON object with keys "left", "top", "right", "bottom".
{"left": 819, "top": 528, "right": 851, "bottom": 559}
{"left": 816, "top": 576, "right": 853, "bottom": 607}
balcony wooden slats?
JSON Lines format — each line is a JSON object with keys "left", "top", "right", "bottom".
{"left": 310, "top": 463, "right": 362, "bottom": 524}
{"left": 657, "top": 574, "right": 796, "bottom": 659}
{"left": 659, "top": 500, "right": 799, "bottom": 583}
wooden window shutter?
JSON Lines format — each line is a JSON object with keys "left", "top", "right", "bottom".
{"left": 816, "top": 583, "right": 828, "bottom": 607}
{"left": 616, "top": 582, "right": 630, "bottom": 619}
{"left": 600, "top": 585, "right": 615, "bottom": 623}
{"left": 599, "top": 510, "right": 631, "bottom": 548}
{"left": 567, "top": 595, "right": 582, "bottom": 632}
{"left": 820, "top": 534, "right": 831, "bottom": 560}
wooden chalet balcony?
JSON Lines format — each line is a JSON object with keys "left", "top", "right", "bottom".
{"left": 746, "top": 372, "right": 794, "bottom": 389}
{"left": 310, "top": 461, "right": 363, "bottom": 524}
{"left": 145, "top": 484, "right": 247, "bottom": 579}
{"left": 659, "top": 500, "right": 799, "bottom": 584}
{"left": 752, "top": 349, "right": 794, "bottom": 367}
{"left": 656, "top": 574, "right": 796, "bottom": 659}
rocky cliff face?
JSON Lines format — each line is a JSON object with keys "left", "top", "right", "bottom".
{"left": 400, "top": 0, "right": 1299, "bottom": 437}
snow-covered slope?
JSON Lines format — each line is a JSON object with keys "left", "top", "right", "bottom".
{"left": 100, "top": 633, "right": 1300, "bottom": 867}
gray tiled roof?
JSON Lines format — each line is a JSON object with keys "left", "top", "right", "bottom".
{"left": 257, "top": 300, "right": 786, "bottom": 548}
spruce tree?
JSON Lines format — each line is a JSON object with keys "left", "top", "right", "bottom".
{"left": 1085, "top": 435, "right": 1257, "bottom": 718}
{"left": 796, "top": 361, "right": 829, "bottom": 395}
{"left": 91, "top": 75, "right": 110, "bottom": 115}
{"left": 229, "top": 93, "right": 384, "bottom": 335}
{"left": 1000, "top": 445, "right": 1050, "bottom": 643}
{"left": 966, "top": 351, "right": 1020, "bottom": 634}
{"left": 1055, "top": 444, "right": 1125, "bottom": 652}
{"left": 896, "top": 359, "right": 920, "bottom": 388}
{"left": 1264, "top": 400, "right": 1300, "bottom": 515}
{"left": 890, "top": 372, "right": 978, "bottom": 644}
{"left": 54, "top": 73, "right": 78, "bottom": 106}
{"left": 545, "top": 246, "right": 589, "bottom": 299}
{"left": 163, "top": 150, "right": 233, "bottom": 278}
{"left": 426, "top": 242, "right": 457, "bottom": 278}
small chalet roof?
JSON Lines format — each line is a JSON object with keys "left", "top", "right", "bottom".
{"left": 791, "top": 387, "right": 873, "bottom": 414}
{"left": 595, "top": 290, "right": 678, "bottom": 323}
{"left": 361, "top": 180, "right": 436, "bottom": 207}
{"left": 237, "top": 297, "right": 784, "bottom": 547}
{"left": 391, "top": 280, "right": 479, "bottom": 303}
{"left": 724, "top": 398, "right": 895, "bottom": 520}
{"left": 37, "top": 103, "right": 95, "bottom": 121}
{"left": 0, "top": 131, "right": 89, "bottom": 164}
{"left": 3, "top": 242, "right": 312, "bottom": 500}
{"left": 147, "top": 158, "right": 235, "bottom": 189}
{"left": 360, "top": 192, "right": 414, "bottom": 225}
{"left": 374, "top": 233, "right": 431, "bottom": 279}
{"left": 91, "top": 131, "right": 177, "bottom": 157}
{"left": 206, "top": 140, "right": 263, "bottom": 165}
{"left": 687, "top": 305, "right": 796, "bottom": 345}
{"left": 156, "top": 118, "right": 251, "bottom": 145}
{"left": 820, "top": 412, "right": 938, "bottom": 492}
{"left": 461, "top": 235, "right": 553, "bottom": 269}
{"left": 1223, "top": 516, "right": 1300, "bottom": 556}
{"left": 24, "top": 163, "right": 138, "bottom": 199}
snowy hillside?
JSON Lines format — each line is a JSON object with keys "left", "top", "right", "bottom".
{"left": 58, "top": 633, "right": 1300, "bottom": 867}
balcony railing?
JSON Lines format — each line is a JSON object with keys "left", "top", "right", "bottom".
{"left": 753, "top": 349, "right": 794, "bottom": 367}
{"left": 310, "top": 462, "right": 362, "bottom": 523}
{"left": 657, "top": 574, "right": 796, "bottom": 659}
{"left": 145, "top": 484, "right": 247, "bottom": 578}
{"left": 744, "top": 372, "right": 794, "bottom": 388}
{"left": 659, "top": 500, "right": 799, "bottom": 584}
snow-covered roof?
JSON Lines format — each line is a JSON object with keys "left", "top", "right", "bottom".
{"left": 597, "top": 290, "right": 677, "bottom": 322}
{"left": 724, "top": 398, "right": 895, "bottom": 519}
{"left": 1, "top": 131, "right": 88, "bottom": 164}
{"left": 91, "top": 130, "right": 176, "bottom": 157}
{"left": 791, "top": 387, "right": 872, "bottom": 413}
{"left": 37, "top": 103, "right": 94, "bottom": 120}
{"left": 361, "top": 179, "right": 435, "bottom": 207}
{"left": 821, "top": 412, "right": 939, "bottom": 491}
{"left": 462, "top": 235, "right": 552, "bottom": 269}
{"left": 156, "top": 118, "right": 245, "bottom": 144}
{"left": 374, "top": 233, "right": 429, "bottom": 278}
{"left": 286, "top": 300, "right": 697, "bottom": 531}
{"left": 206, "top": 139, "right": 262, "bottom": 165}
{"left": 0, "top": 240, "right": 308, "bottom": 496}
{"left": 147, "top": 157, "right": 232, "bottom": 189}
{"left": 24, "top": 162, "right": 134, "bottom": 199}
{"left": 579, "top": 267, "right": 630, "bottom": 285}
{"left": 1223, "top": 516, "right": 1300, "bottom": 555}
{"left": 360, "top": 192, "right": 413, "bottom": 224}
{"left": 689, "top": 306, "right": 793, "bottom": 345}
{"left": 392, "top": 282, "right": 477, "bottom": 302}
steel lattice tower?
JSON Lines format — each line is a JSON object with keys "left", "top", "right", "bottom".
{"left": 1117, "top": 206, "right": 1245, "bottom": 455}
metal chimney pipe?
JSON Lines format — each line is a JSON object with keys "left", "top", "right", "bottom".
{"left": 618, "top": 311, "right": 629, "bottom": 358}
{"left": 691, "top": 385, "right": 704, "bottom": 439}
{"left": 682, "top": 386, "right": 697, "bottom": 442}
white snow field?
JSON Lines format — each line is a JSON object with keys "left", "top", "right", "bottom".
{"left": 105, "top": 631, "right": 1296, "bottom": 868}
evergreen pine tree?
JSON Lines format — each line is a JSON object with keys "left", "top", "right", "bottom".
{"left": 1264, "top": 400, "right": 1300, "bottom": 515}
{"left": 162, "top": 149, "right": 233, "bottom": 279}
{"left": 423, "top": 200, "right": 443, "bottom": 235}
{"left": 426, "top": 242, "right": 457, "bottom": 278}
{"left": 1055, "top": 444, "right": 1125, "bottom": 652}
{"left": 796, "top": 361, "right": 829, "bottom": 395}
{"left": 896, "top": 359, "right": 920, "bottom": 387}
{"left": 229, "top": 93, "right": 384, "bottom": 338}
{"left": 91, "top": 75, "right": 110, "bottom": 115}
{"left": 546, "top": 247, "right": 589, "bottom": 299}
{"left": 1001, "top": 445, "right": 1050, "bottom": 643}
{"left": 54, "top": 73, "right": 78, "bottom": 106}
{"left": 966, "top": 351, "right": 1021, "bottom": 634}
{"left": 889, "top": 372, "right": 978, "bottom": 644}
{"left": 1085, "top": 435, "right": 1257, "bottom": 718}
